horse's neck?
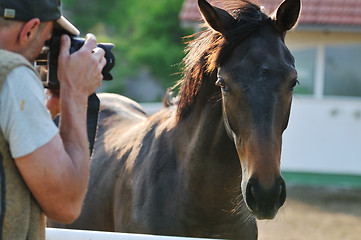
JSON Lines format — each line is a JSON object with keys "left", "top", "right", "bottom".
{"left": 176, "top": 87, "right": 242, "bottom": 212}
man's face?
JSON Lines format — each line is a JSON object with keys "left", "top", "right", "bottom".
{"left": 21, "top": 21, "right": 54, "bottom": 62}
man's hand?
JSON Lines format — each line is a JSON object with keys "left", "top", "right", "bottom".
{"left": 57, "top": 33, "right": 106, "bottom": 96}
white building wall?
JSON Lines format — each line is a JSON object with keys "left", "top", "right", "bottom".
{"left": 281, "top": 97, "right": 361, "bottom": 175}
{"left": 280, "top": 30, "right": 361, "bottom": 175}
{"left": 285, "top": 30, "right": 361, "bottom": 49}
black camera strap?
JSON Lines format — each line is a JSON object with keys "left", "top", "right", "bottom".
{"left": 53, "top": 93, "right": 100, "bottom": 156}
{"left": 86, "top": 93, "right": 100, "bottom": 156}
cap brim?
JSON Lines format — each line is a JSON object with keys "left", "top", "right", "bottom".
{"left": 56, "top": 16, "right": 80, "bottom": 36}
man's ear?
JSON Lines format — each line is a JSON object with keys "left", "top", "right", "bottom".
{"left": 18, "top": 18, "right": 41, "bottom": 45}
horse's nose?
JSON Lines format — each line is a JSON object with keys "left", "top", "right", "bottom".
{"left": 245, "top": 176, "right": 286, "bottom": 219}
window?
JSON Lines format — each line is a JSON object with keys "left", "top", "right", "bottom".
{"left": 291, "top": 48, "right": 316, "bottom": 95}
{"left": 324, "top": 45, "right": 361, "bottom": 97}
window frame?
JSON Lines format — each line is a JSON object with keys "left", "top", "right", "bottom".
{"left": 291, "top": 43, "right": 361, "bottom": 100}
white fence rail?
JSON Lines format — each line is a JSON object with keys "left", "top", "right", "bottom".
{"left": 46, "top": 228, "right": 221, "bottom": 240}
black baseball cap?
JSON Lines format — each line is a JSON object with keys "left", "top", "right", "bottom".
{"left": 0, "top": 0, "right": 80, "bottom": 36}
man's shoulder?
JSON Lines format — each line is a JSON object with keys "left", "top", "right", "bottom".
{"left": 0, "top": 50, "right": 37, "bottom": 90}
{"left": 0, "top": 49, "right": 33, "bottom": 72}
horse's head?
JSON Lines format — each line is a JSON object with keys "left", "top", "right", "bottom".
{"left": 198, "top": 0, "right": 301, "bottom": 219}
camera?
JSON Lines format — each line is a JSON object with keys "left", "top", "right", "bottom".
{"left": 36, "top": 30, "right": 115, "bottom": 89}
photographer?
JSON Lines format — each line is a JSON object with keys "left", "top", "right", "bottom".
{"left": 0, "top": 0, "right": 106, "bottom": 239}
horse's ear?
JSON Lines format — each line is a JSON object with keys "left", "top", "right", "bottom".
{"left": 198, "top": 0, "right": 235, "bottom": 34}
{"left": 272, "top": 0, "right": 301, "bottom": 32}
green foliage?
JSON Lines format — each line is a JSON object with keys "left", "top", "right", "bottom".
{"left": 62, "top": 0, "right": 192, "bottom": 96}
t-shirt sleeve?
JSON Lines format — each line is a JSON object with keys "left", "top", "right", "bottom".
{"left": 0, "top": 66, "right": 59, "bottom": 158}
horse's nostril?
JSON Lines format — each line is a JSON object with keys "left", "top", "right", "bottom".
{"left": 245, "top": 179, "right": 258, "bottom": 212}
{"left": 278, "top": 177, "right": 287, "bottom": 208}
{"left": 245, "top": 177, "right": 287, "bottom": 218}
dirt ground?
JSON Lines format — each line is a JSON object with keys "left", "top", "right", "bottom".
{"left": 257, "top": 185, "right": 361, "bottom": 240}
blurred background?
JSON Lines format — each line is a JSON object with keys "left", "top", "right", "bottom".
{"left": 62, "top": 0, "right": 361, "bottom": 239}
{"left": 63, "top": 0, "right": 193, "bottom": 102}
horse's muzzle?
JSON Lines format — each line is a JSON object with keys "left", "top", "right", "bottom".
{"left": 245, "top": 176, "right": 286, "bottom": 219}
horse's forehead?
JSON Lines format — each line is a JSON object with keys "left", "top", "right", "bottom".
{"left": 234, "top": 25, "right": 291, "bottom": 62}
{"left": 222, "top": 29, "right": 293, "bottom": 79}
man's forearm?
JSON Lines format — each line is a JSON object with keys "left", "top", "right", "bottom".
{"left": 59, "top": 88, "right": 90, "bottom": 177}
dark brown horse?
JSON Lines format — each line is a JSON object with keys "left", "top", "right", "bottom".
{"left": 50, "top": 0, "right": 301, "bottom": 239}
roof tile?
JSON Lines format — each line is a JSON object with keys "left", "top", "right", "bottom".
{"left": 180, "top": 0, "right": 361, "bottom": 26}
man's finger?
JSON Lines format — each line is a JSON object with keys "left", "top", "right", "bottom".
{"left": 59, "top": 35, "right": 71, "bottom": 58}
{"left": 100, "top": 56, "right": 107, "bottom": 69}
{"left": 81, "top": 33, "right": 98, "bottom": 53}
{"left": 92, "top": 47, "right": 106, "bottom": 62}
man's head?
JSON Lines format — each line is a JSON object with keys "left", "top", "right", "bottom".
{"left": 0, "top": 0, "right": 79, "bottom": 61}
{"left": 0, "top": 0, "right": 79, "bottom": 36}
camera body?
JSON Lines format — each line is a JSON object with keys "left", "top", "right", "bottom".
{"left": 36, "top": 30, "right": 115, "bottom": 89}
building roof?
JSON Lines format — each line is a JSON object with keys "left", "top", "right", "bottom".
{"left": 179, "top": 0, "right": 361, "bottom": 28}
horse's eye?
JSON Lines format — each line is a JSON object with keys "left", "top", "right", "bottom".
{"left": 216, "top": 78, "right": 228, "bottom": 91}
{"left": 290, "top": 78, "right": 299, "bottom": 91}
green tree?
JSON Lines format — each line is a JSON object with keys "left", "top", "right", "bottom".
{"left": 62, "top": 0, "right": 192, "bottom": 100}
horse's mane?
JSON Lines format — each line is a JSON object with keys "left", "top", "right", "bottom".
{"left": 175, "top": 0, "right": 272, "bottom": 121}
